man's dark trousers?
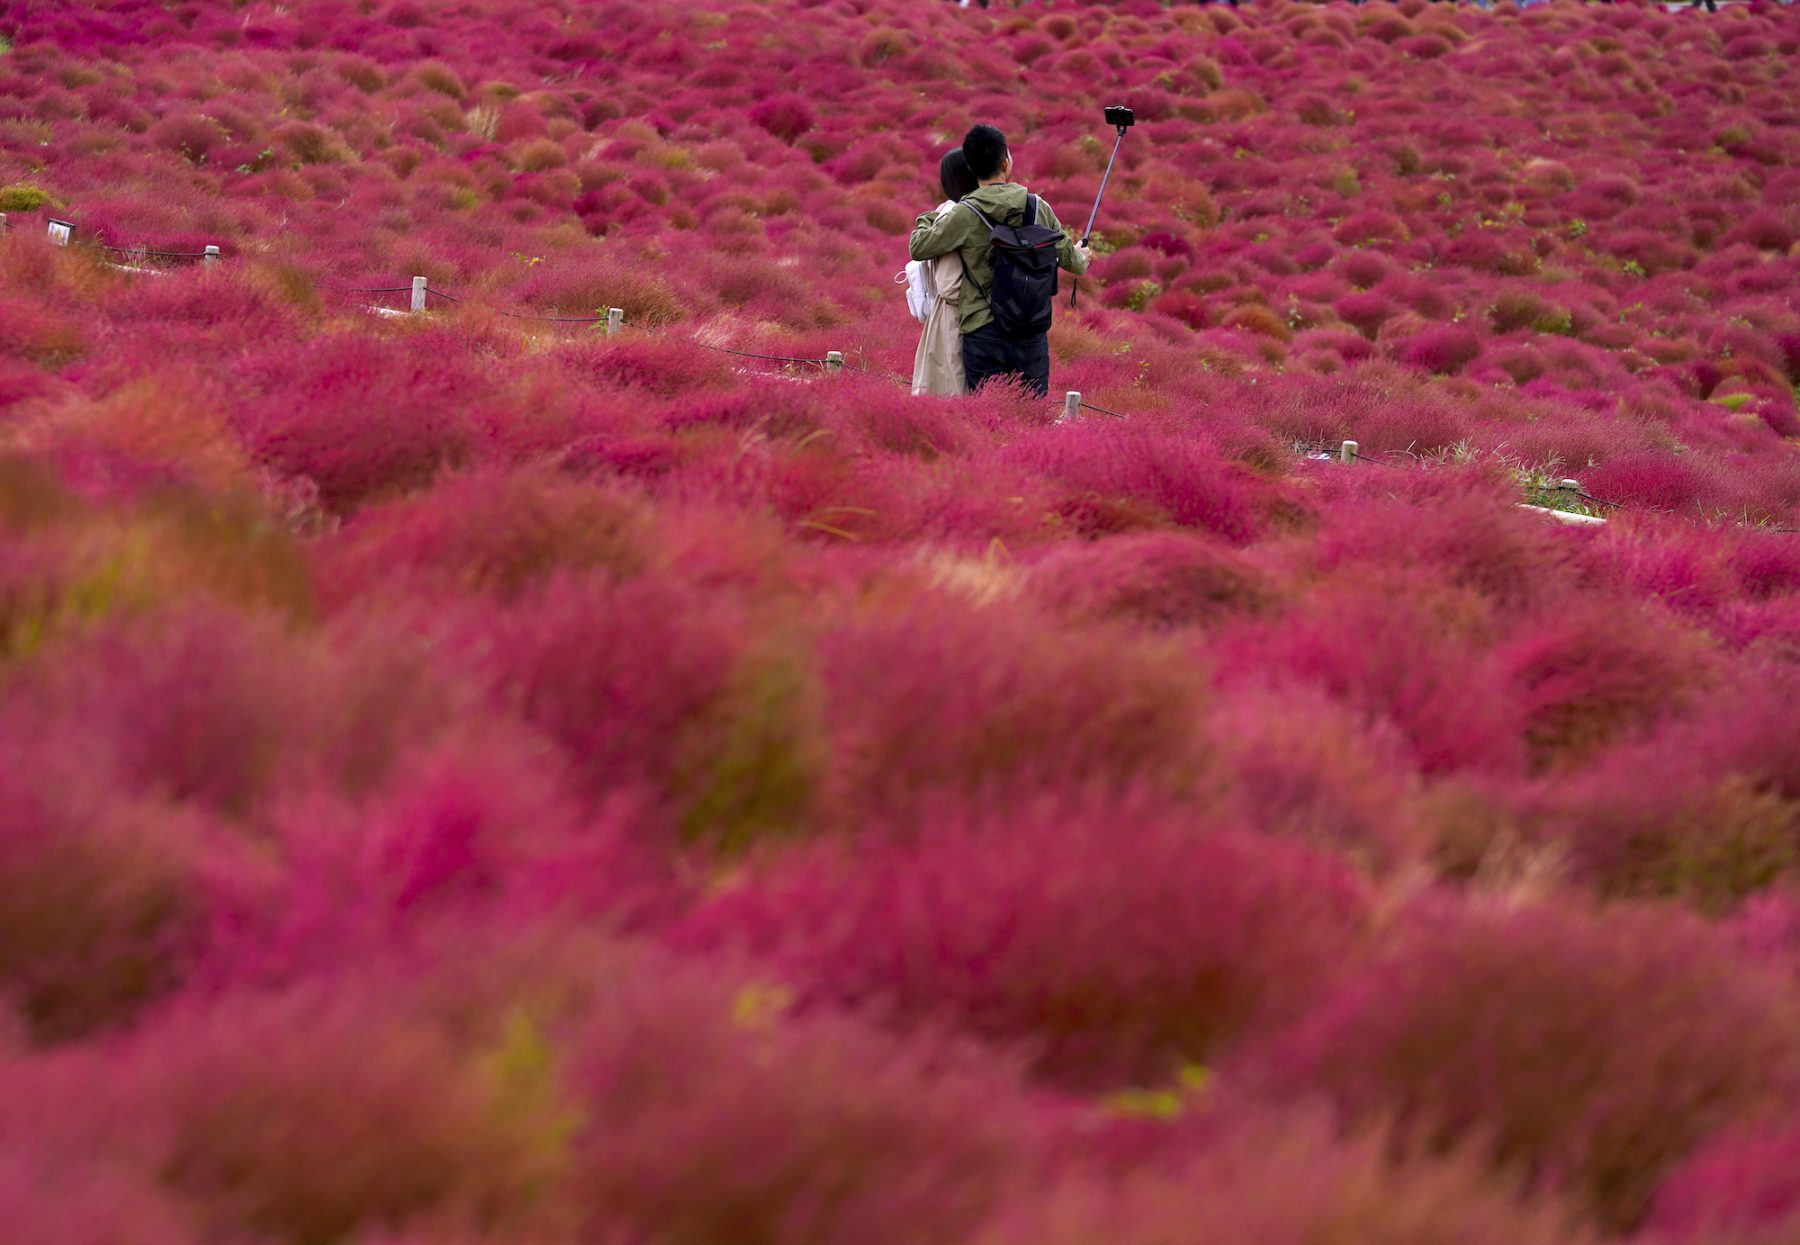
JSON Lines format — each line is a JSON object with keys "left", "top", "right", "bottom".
{"left": 963, "top": 323, "right": 1050, "bottom": 397}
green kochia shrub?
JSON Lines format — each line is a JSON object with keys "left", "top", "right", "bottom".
{"left": 0, "top": 184, "right": 50, "bottom": 212}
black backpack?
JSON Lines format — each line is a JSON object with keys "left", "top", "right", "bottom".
{"left": 960, "top": 195, "right": 1063, "bottom": 340}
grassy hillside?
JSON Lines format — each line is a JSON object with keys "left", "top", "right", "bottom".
{"left": 2, "top": 0, "right": 1800, "bottom": 1241}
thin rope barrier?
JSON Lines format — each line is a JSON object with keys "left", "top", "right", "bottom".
{"left": 102, "top": 246, "right": 212, "bottom": 259}
{"left": 697, "top": 345, "right": 830, "bottom": 366}
{"left": 81, "top": 253, "right": 1800, "bottom": 534}
{"left": 425, "top": 286, "right": 607, "bottom": 323}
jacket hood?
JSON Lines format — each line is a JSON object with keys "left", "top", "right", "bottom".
{"left": 960, "top": 182, "right": 1035, "bottom": 224}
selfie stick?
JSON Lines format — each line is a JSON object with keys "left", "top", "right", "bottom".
{"left": 1082, "top": 123, "right": 1129, "bottom": 246}
{"left": 1072, "top": 114, "right": 1131, "bottom": 308}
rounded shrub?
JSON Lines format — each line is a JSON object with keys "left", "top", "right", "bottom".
{"left": 979, "top": 1112, "right": 1591, "bottom": 1245}
{"left": 680, "top": 813, "right": 1368, "bottom": 1088}
{"left": 566, "top": 952, "right": 1037, "bottom": 1245}
{"left": 1399, "top": 325, "right": 1483, "bottom": 375}
{"left": 1270, "top": 898, "right": 1800, "bottom": 1231}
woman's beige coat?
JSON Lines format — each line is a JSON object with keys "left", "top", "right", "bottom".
{"left": 912, "top": 203, "right": 966, "bottom": 396}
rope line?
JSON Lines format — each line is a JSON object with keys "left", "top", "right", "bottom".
{"left": 840, "top": 359, "right": 914, "bottom": 388}
{"left": 102, "top": 246, "right": 212, "bottom": 259}
{"left": 699, "top": 345, "right": 831, "bottom": 365}
{"left": 1568, "top": 490, "right": 1623, "bottom": 510}
{"left": 82, "top": 253, "right": 1800, "bottom": 535}
{"left": 496, "top": 310, "right": 608, "bottom": 323}
{"left": 427, "top": 286, "right": 607, "bottom": 323}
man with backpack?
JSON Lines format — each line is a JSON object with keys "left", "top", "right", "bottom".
{"left": 908, "top": 124, "right": 1090, "bottom": 397}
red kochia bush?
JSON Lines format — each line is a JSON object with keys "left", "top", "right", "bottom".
{"left": 198, "top": 728, "right": 657, "bottom": 989}
{"left": 3, "top": 605, "right": 458, "bottom": 821}
{"left": 1335, "top": 289, "right": 1397, "bottom": 337}
{"left": 1648, "top": 1126, "right": 1800, "bottom": 1241}
{"left": 0, "top": 1145, "right": 196, "bottom": 1245}
{"left": 748, "top": 94, "right": 817, "bottom": 143}
{"left": 6, "top": 606, "right": 310, "bottom": 818}
{"left": 0, "top": 292, "right": 89, "bottom": 365}
{"left": 1218, "top": 570, "right": 1526, "bottom": 777}
{"left": 558, "top": 334, "right": 736, "bottom": 397}
{"left": 462, "top": 570, "right": 764, "bottom": 827}
{"left": 999, "top": 423, "right": 1263, "bottom": 543}
{"left": 812, "top": 593, "right": 1212, "bottom": 826}
{"left": 1313, "top": 474, "right": 1575, "bottom": 610}
{"left": 1335, "top": 210, "right": 1409, "bottom": 247}
{"left": 680, "top": 813, "right": 1368, "bottom": 1088}
{"left": 1581, "top": 451, "right": 1740, "bottom": 517}
{"left": 146, "top": 112, "right": 227, "bottom": 163}
{"left": 87, "top": 980, "right": 570, "bottom": 1245}
{"left": 0, "top": 761, "right": 208, "bottom": 1041}
{"left": 1023, "top": 530, "right": 1281, "bottom": 628}
{"left": 1205, "top": 683, "right": 1428, "bottom": 872}
{"left": 316, "top": 467, "right": 650, "bottom": 606}
{"left": 1539, "top": 663, "right": 1800, "bottom": 910}
{"left": 1269, "top": 898, "right": 1800, "bottom": 1231}
{"left": 236, "top": 332, "right": 481, "bottom": 511}
{"left": 565, "top": 949, "right": 1038, "bottom": 1245}
{"left": 978, "top": 1111, "right": 1592, "bottom": 1245}
{"left": 1400, "top": 324, "right": 1483, "bottom": 374}
{"left": 1494, "top": 601, "right": 1713, "bottom": 768}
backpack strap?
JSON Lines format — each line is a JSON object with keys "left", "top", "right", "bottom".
{"left": 959, "top": 197, "right": 996, "bottom": 230}
{"left": 1023, "top": 194, "right": 1038, "bottom": 228}
{"left": 955, "top": 197, "right": 993, "bottom": 301}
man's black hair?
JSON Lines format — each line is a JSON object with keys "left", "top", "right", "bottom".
{"left": 962, "top": 124, "right": 1008, "bottom": 182}
{"left": 939, "top": 147, "right": 978, "bottom": 202}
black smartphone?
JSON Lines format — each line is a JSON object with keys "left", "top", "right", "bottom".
{"left": 1104, "top": 105, "right": 1135, "bottom": 129}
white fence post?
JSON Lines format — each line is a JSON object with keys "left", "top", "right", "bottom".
{"left": 204, "top": 245, "right": 221, "bottom": 267}
{"left": 410, "top": 276, "right": 427, "bottom": 313}
{"left": 1064, "top": 391, "right": 1082, "bottom": 422}
{"left": 1341, "top": 439, "right": 1358, "bottom": 465}
{"left": 606, "top": 307, "right": 623, "bottom": 336}
{"left": 0, "top": 213, "right": 8, "bottom": 234}
{"left": 825, "top": 350, "right": 843, "bottom": 376}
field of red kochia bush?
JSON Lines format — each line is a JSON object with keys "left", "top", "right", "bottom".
{"left": 1, "top": 0, "right": 1800, "bottom": 1239}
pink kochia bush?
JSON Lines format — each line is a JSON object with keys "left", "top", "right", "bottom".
{"left": 0, "top": 936, "right": 1045, "bottom": 1245}
{"left": 2, "top": 0, "right": 1800, "bottom": 1238}
{"left": 1648, "top": 1126, "right": 1800, "bottom": 1242}
{"left": 562, "top": 946, "right": 1040, "bottom": 1245}
{"left": 0, "top": 758, "right": 208, "bottom": 1042}
{"left": 1266, "top": 898, "right": 1800, "bottom": 1232}
{"left": 1023, "top": 530, "right": 1281, "bottom": 629}
{"left": 810, "top": 596, "right": 1214, "bottom": 826}
{"left": 0, "top": 1144, "right": 197, "bottom": 1245}
{"left": 979, "top": 1111, "right": 1592, "bottom": 1245}
{"left": 234, "top": 332, "right": 484, "bottom": 512}
{"left": 680, "top": 811, "right": 1369, "bottom": 1089}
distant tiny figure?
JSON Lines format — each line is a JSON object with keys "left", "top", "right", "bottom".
{"left": 908, "top": 124, "right": 1090, "bottom": 399}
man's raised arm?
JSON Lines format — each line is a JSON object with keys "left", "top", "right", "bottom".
{"left": 910, "top": 206, "right": 970, "bottom": 262}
